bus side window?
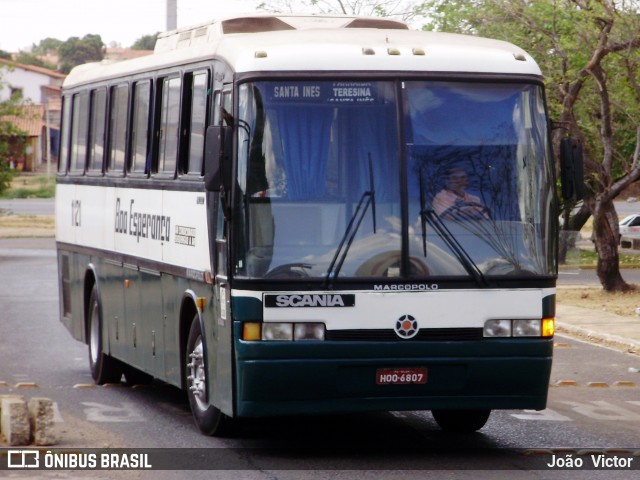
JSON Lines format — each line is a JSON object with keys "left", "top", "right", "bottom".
{"left": 107, "top": 84, "right": 129, "bottom": 175}
{"left": 69, "top": 91, "right": 88, "bottom": 174}
{"left": 87, "top": 88, "right": 106, "bottom": 174}
{"left": 157, "top": 76, "right": 182, "bottom": 177}
{"left": 183, "top": 71, "right": 209, "bottom": 176}
{"left": 58, "top": 96, "right": 72, "bottom": 174}
{"left": 212, "top": 89, "right": 232, "bottom": 127}
{"left": 129, "top": 80, "right": 152, "bottom": 174}
{"left": 222, "top": 89, "right": 232, "bottom": 126}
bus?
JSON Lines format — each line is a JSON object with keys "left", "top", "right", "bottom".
{"left": 55, "top": 14, "right": 582, "bottom": 436}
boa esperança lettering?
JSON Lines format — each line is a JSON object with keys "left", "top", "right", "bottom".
{"left": 114, "top": 198, "right": 171, "bottom": 243}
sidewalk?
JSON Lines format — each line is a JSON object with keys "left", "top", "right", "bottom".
{"left": 556, "top": 303, "right": 640, "bottom": 356}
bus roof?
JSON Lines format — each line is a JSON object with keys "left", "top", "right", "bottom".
{"left": 63, "top": 14, "right": 542, "bottom": 88}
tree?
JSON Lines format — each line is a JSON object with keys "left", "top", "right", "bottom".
{"left": 0, "top": 69, "right": 27, "bottom": 194}
{"left": 58, "top": 34, "right": 105, "bottom": 74}
{"left": 420, "top": 0, "right": 640, "bottom": 292}
{"left": 32, "top": 37, "right": 63, "bottom": 56}
{"left": 131, "top": 33, "right": 159, "bottom": 51}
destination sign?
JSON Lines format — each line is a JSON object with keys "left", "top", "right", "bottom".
{"left": 266, "top": 82, "right": 380, "bottom": 104}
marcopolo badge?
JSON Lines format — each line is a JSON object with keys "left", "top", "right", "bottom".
{"left": 395, "top": 314, "right": 418, "bottom": 339}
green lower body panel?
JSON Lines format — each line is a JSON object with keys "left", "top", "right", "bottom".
{"left": 234, "top": 326, "right": 553, "bottom": 417}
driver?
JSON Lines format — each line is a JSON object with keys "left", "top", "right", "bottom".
{"left": 432, "top": 168, "right": 489, "bottom": 220}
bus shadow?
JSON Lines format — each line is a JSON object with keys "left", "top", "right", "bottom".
{"left": 126, "top": 381, "right": 532, "bottom": 470}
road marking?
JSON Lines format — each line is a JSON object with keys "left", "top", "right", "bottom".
{"left": 559, "top": 400, "right": 640, "bottom": 421}
{"left": 52, "top": 402, "right": 64, "bottom": 423}
{"left": 15, "top": 382, "right": 38, "bottom": 388}
{"left": 553, "top": 380, "right": 578, "bottom": 386}
{"left": 613, "top": 381, "right": 637, "bottom": 387}
{"left": 510, "top": 409, "right": 572, "bottom": 422}
{"left": 81, "top": 401, "right": 144, "bottom": 423}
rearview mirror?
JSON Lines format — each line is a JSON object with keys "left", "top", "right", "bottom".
{"left": 204, "top": 125, "right": 231, "bottom": 192}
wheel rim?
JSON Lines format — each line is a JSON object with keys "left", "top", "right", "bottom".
{"left": 89, "top": 301, "right": 100, "bottom": 365}
{"left": 187, "top": 335, "right": 208, "bottom": 411}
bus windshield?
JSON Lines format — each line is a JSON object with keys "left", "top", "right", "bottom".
{"left": 233, "top": 80, "right": 555, "bottom": 281}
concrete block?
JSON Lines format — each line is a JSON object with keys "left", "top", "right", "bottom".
{"left": 1, "top": 397, "right": 30, "bottom": 446}
{"left": 28, "top": 397, "right": 57, "bottom": 446}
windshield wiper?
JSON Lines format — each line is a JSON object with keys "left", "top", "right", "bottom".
{"left": 324, "top": 154, "right": 377, "bottom": 287}
{"left": 423, "top": 210, "right": 486, "bottom": 286}
{"left": 417, "top": 169, "right": 485, "bottom": 285}
{"left": 419, "top": 169, "right": 428, "bottom": 257}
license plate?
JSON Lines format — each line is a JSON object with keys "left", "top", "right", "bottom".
{"left": 376, "top": 368, "right": 427, "bottom": 385}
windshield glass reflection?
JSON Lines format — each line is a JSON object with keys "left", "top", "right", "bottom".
{"left": 405, "top": 82, "right": 555, "bottom": 277}
{"left": 235, "top": 81, "right": 402, "bottom": 280}
{"left": 233, "top": 80, "right": 555, "bottom": 280}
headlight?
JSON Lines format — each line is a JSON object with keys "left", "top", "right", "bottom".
{"left": 483, "top": 319, "right": 511, "bottom": 337}
{"left": 262, "top": 323, "right": 293, "bottom": 341}
{"left": 513, "top": 319, "right": 542, "bottom": 337}
{"left": 294, "top": 323, "right": 325, "bottom": 341}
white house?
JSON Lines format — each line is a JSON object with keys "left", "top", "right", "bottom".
{"left": 0, "top": 59, "right": 65, "bottom": 171}
{"left": 0, "top": 59, "right": 65, "bottom": 104}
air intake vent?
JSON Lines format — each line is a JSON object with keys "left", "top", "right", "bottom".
{"left": 345, "top": 18, "right": 408, "bottom": 30}
{"left": 222, "top": 17, "right": 296, "bottom": 34}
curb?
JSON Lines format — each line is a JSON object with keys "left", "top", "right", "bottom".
{"left": 557, "top": 323, "right": 640, "bottom": 356}
{"left": 0, "top": 395, "right": 56, "bottom": 446}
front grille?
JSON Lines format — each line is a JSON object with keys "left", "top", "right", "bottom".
{"left": 325, "top": 328, "right": 483, "bottom": 341}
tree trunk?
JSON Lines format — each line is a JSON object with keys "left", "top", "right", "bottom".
{"left": 592, "top": 199, "right": 633, "bottom": 291}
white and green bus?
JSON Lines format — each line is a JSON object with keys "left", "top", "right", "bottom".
{"left": 56, "top": 14, "right": 582, "bottom": 436}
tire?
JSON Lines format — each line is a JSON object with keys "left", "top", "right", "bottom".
{"left": 185, "top": 316, "right": 235, "bottom": 436}
{"left": 431, "top": 409, "right": 491, "bottom": 432}
{"left": 88, "top": 286, "right": 123, "bottom": 384}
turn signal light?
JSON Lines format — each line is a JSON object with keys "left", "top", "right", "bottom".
{"left": 542, "top": 318, "right": 555, "bottom": 337}
{"left": 242, "top": 322, "right": 262, "bottom": 341}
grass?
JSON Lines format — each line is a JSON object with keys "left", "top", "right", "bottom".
{"left": 573, "top": 247, "right": 640, "bottom": 268}
{"left": 0, "top": 214, "right": 54, "bottom": 238}
{"left": 0, "top": 175, "right": 55, "bottom": 199}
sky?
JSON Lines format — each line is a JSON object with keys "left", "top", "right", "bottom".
{"left": 0, "top": 0, "right": 264, "bottom": 52}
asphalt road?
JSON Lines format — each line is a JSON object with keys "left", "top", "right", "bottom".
{"left": 0, "top": 198, "right": 55, "bottom": 215}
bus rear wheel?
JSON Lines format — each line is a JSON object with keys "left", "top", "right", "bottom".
{"left": 88, "top": 286, "right": 123, "bottom": 384}
{"left": 185, "top": 317, "right": 235, "bottom": 436}
{"left": 431, "top": 409, "right": 491, "bottom": 432}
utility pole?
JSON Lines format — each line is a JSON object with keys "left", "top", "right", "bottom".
{"left": 167, "top": 0, "right": 178, "bottom": 31}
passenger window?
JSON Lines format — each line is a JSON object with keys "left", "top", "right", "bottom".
{"left": 69, "top": 92, "right": 89, "bottom": 173}
{"left": 58, "top": 97, "right": 72, "bottom": 173}
{"left": 130, "top": 80, "right": 152, "bottom": 174}
{"left": 87, "top": 88, "right": 106, "bottom": 173}
{"left": 186, "top": 72, "right": 209, "bottom": 175}
{"left": 158, "top": 77, "right": 181, "bottom": 175}
{"left": 107, "top": 84, "right": 129, "bottom": 174}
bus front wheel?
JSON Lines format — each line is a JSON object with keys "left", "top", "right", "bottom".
{"left": 431, "top": 409, "right": 491, "bottom": 432}
{"left": 185, "top": 317, "right": 235, "bottom": 436}
{"left": 87, "top": 286, "right": 123, "bottom": 384}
